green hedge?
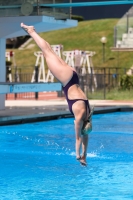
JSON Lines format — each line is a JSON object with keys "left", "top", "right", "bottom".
{"left": 71, "top": 15, "right": 84, "bottom": 21}
{"left": 120, "top": 75, "right": 133, "bottom": 90}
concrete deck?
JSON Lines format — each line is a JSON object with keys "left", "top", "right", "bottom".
{"left": 0, "top": 99, "right": 133, "bottom": 125}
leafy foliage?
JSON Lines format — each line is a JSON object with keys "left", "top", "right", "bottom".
{"left": 71, "top": 15, "right": 84, "bottom": 21}
{"left": 120, "top": 75, "right": 133, "bottom": 90}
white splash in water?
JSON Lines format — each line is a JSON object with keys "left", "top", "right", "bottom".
{"left": 87, "top": 152, "right": 98, "bottom": 158}
{"left": 70, "top": 152, "right": 98, "bottom": 158}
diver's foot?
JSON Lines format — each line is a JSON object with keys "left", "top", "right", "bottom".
{"left": 20, "top": 23, "right": 35, "bottom": 34}
{"left": 76, "top": 155, "right": 87, "bottom": 166}
{"left": 79, "top": 157, "right": 87, "bottom": 166}
{"left": 79, "top": 154, "right": 87, "bottom": 166}
{"left": 76, "top": 156, "right": 81, "bottom": 160}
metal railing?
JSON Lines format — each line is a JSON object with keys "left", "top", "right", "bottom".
{"left": 6, "top": 67, "right": 129, "bottom": 100}
{"left": 79, "top": 67, "right": 128, "bottom": 99}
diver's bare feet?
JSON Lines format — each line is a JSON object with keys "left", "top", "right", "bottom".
{"left": 76, "top": 156, "right": 81, "bottom": 160}
{"left": 79, "top": 154, "right": 87, "bottom": 166}
{"left": 76, "top": 154, "right": 87, "bottom": 166}
{"left": 20, "top": 23, "right": 35, "bottom": 34}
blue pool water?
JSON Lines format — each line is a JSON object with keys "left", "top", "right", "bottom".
{"left": 0, "top": 112, "right": 133, "bottom": 200}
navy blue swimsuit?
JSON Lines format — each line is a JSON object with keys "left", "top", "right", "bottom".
{"left": 62, "top": 71, "right": 90, "bottom": 115}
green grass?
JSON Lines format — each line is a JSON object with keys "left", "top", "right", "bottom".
{"left": 8, "top": 18, "right": 133, "bottom": 70}
{"left": 88, "top": 88, "right": 133, "bottom": 100}
{"left": 106, "top": 88, "right": 133, "bottom": 100}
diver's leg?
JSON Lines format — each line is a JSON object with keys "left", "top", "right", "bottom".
{"left": 80, "top": 135, "right": 89, "bottom": 165}
{"left": 75, "top": 137, "right": 82, "bottom": 160}
{"left": 20, "top": 23, "right": 74, "bottom": 85}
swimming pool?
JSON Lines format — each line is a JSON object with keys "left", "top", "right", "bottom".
{"left": 0, "top": 112, "right": 133, "bottom": 199}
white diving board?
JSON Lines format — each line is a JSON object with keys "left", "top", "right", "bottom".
{"left": 0, "top": 82, "right": 61, "bottom": 94}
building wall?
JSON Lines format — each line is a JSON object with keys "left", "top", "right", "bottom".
{"left": 72, "top": 0, "right": 132, "bottom": 20}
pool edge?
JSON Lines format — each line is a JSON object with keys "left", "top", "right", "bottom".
{"left": 0, "top": 105, "right": 133, "bottom": 126}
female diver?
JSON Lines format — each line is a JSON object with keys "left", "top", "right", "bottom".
{"left": 20, "top": 23, "right": 93, "bottom": 166}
